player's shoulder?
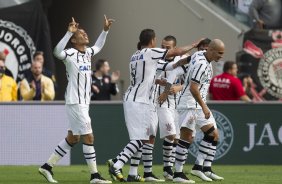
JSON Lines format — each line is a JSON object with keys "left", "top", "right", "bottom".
{"left": 86, "top": 47, "right": 95, "bottom": 55}
{"left": 64, "top": 48, "right": 77, "bottom": 56}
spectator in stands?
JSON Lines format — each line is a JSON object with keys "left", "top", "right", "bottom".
{"left": 91, "top": 59, "right": 120, "bottom": 100}
{"left": 20, "top": 61, "right": 55, "bottom": 101}
{"left": 0, "top": 50, "right": 13, "bottom": 78}
{"left": 240, "top": 74, "right": 253, "bottom": 99}
{"left": 209, "top": 61, "right": 251, "bottom": 101}
{"left": 25, "top": 51, "right": 57, "bottom": 89}
{"left": 249, "top": 0, "right": 282, "bottom": 29}
{"left": 0, "top": 59, "right": 17, "bottom": 101}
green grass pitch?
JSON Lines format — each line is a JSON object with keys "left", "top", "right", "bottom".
{"left": 0, "top": 165, "right": 281, "bottom": 184}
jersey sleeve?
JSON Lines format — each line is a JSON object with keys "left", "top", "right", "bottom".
{"left": 166, "top": 65, "right": 187, "bottom": 84}
{"left": 90, "top": 30, "right": 108, "bottom": 56}
{"left": 53, "top": 31, "right": 73, "bottom": 60}
{"left": 191, "top": 63, "right": 207, "bottom": 84}
{"left": 150, "top": 48, "right": 168, "bottom": 61}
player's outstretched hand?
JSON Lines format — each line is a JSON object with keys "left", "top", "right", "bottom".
{"left": 104, "top": 15, "right": 115, "bottom": 31}
{"left": 68, "top": 17, "right": 79, "bottom": 33}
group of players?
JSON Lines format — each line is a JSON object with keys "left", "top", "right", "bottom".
{"left": 38, "top": 16, "right": 225, "bottom": 183}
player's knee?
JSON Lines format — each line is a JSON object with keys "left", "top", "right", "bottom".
{"left": 67, "top": 135, "right": 80, "bottom": 145}
{"left": 83, "top": 134, "right": 94, "bottom": 144}
{"left": 148, "top": 135, "right": 155, "bottom": 144}
{"left": 213, "top": 129, "right": 219, "bottom": 141}
{"left": 203, "top": 126, "right": 216, "bottom": 142}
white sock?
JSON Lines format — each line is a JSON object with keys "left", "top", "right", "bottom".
{"left": 47, "top": 138, "right": 72, "bottom": 167}
{"left": 83, "top": 144, "right": 98, "bottom": 174}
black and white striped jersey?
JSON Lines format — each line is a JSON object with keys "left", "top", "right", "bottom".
{"left": 53, "top": 30, "right": 108, "bottom": 104}
{"left": 124, "top": 48, "right": 168, "bottom": 104}
{"left": 177, "top": 50, "right": 213, "bottom": 109}
{"left": 153, "top": 56, "right": 188, "bottom": 109}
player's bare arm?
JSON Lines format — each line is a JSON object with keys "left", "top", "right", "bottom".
{"left": 158, "top": 82, "right": 172, "bottom": 105}
{"left": 190, "top": 81, "right": 211, "bottom": 119}
{"left": 169, "top": 84, "right": 183, "bottom": 95}
{"left": 165, "top": 38, "right": 204, "bottom": 59}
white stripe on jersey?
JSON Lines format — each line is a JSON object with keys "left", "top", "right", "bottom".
{"left": 53, "top": 30, "right": 108, "bottom": 104}
{"left": 177, "top": 51, "right": 213, "bottom": 109}
{"left": 153, "top": 56, "right": 188, "bottom": 109}
{"left": 124, "top": 48, "right": 168, "bottom": 104}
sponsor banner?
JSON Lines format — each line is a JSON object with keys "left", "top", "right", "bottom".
{"left": 0, "top": 0, "right": 55, "bottom": 81}
{"left": 71, "top": 103, "right": 282, "bottom": 165}
{"left": 236, "top": 29, "right": 282, "bottom": 100}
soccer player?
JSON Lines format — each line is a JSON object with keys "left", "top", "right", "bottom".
{"left": 159, "top": 39, "right": 225, "bottom": 183}
{"left": 38, "top": 16, "right": 114, "bottom": 183}
{"left": 107, "top": 29, "right": 200, "bottom": 182}
{"left": 126, "top": 35, "right": 192, "bottom": 182}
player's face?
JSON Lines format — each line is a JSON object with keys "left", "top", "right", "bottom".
{"left": 73, "top": 29, "right": 89, "bottom": 45}
{"left": 161, "top": 40, "right": 176, "bottom": 50}
{"left": 198, "top": 44, "right": 209, "bottom": 51}
{"left": 151, "top": 37, "right": 157, "bottom": 48}
{"left": 211, "top": 46, "right": 225, "bottom": 62}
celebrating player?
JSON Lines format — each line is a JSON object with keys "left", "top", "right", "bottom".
{"left": 107, "top": 29, "right": 200, "bottom": 182}
{"left": 159, "top": 39, "right": 225, "bottom": 183}
{"left": 38, "top": 16, "right": 114, "bottom": 184}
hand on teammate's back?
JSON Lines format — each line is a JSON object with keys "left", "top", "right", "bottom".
{"left": 103, "top": 15, "right": 115, "bottom": 31}
{"left": 68, "top": 17, "right": 78, "bottom": 33}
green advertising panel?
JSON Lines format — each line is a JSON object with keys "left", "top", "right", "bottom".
{"left": 71, "top": 102, "right": 282, "bottom": 165}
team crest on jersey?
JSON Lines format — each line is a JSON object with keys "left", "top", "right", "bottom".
{"left": 166, "top": 123, "right": 172, "bottom": 132}
{"left": 257, "top": 47, "right": 282, "bottom": 98}
{"left": 189, "top": 110, "right": 234, "bottom": 160}
{"left": 0, "top": 19, "right": 36, "bottom": 81}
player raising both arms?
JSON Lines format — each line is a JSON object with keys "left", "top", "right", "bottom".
{"left": 38, "top": 16, "right": 114, "bottom": 183}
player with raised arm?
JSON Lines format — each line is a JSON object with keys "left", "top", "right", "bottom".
{"left": 159, "top": 39, "right": 225, "bottom": 183}
{"left": 38, "top": 16, "right": 114, "bottom": 183}
{"left": 107, "top": 29, "right": 200, "bottom": 182}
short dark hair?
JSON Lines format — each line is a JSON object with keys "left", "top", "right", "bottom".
{"left": 163, "top": 35, "right": 177, "bottom": 46}
{"left": 138, "top": 29, "right": 155, "bottom": 48}
{"left": 197, "top": 38, "right": 211, "bottom": 50}
{"left": 223, "top": 61, "right": 236, "bottom": 73}
{"left": 95, "top": 59, "right": 107, "bottom": 71}
{"left": 33, "top": 51, "right": 44, "bottom": 59}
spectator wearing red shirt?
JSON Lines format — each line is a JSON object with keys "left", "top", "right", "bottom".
{"left": 209, "top": 61, "right": 251, "bottom": 101}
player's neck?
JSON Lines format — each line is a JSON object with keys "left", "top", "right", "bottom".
{"left": 204, "top": 52, "right": 212, "bottom": 63}
{"left": 74, "top": 45, "right": 86, "bottom": 52}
